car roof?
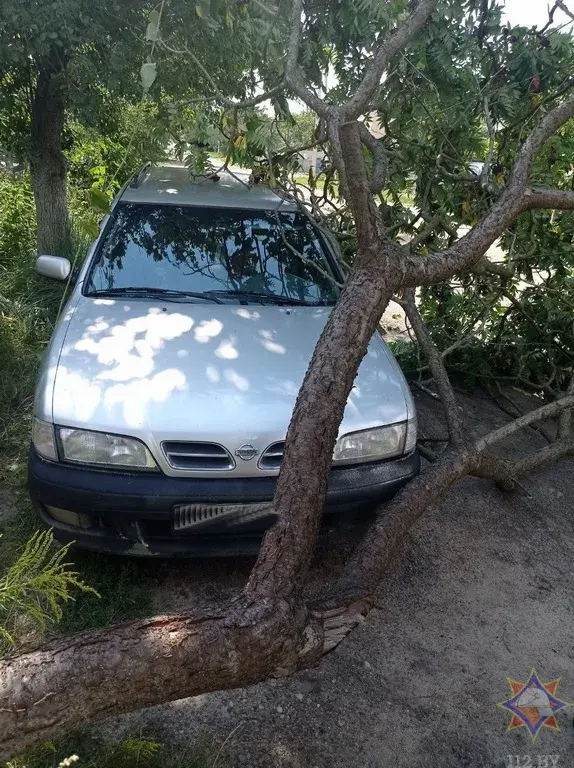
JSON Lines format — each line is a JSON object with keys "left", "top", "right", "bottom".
{"left": 119, "top": 164, "right": 297, "bottom": 211}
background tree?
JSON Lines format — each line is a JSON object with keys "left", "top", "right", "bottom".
{"left": 0, "top": 0, "right": 150, "bottom": 255}
{"left": 1, "top": 0, "right": 574, "bottom": 759}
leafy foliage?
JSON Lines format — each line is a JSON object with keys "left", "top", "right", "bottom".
{"left": 0, "top": 171, "right": 97, "bottom": 484}
{"left": 0, "top": 530, "right": 98, "bottom": 657}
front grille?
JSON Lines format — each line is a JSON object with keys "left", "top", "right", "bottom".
{"left": 162, "top": 441, "right": 235, "bottom": 470}
{"left": 258, "top": 441, "right": 285, "bottom": 470}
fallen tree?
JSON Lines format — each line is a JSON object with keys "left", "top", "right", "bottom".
{"left": 2, "top": 0, "right": 574, "bottom": 758}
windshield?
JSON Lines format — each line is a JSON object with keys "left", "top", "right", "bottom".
{"left": 86, "top": 204, "right": 339, "bottom": 305}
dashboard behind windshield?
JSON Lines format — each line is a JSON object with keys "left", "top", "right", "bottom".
{"left": 86, "top": 204, "right": 340, "bottom": 305}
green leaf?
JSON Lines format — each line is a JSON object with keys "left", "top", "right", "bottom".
{"left": 145, "top": 8, "right": 160, "bottom": 41}
{"left": 140, "top": 62, "right": 157, "bottom": 93}
{"left": 88, "top": 187, "right": 111, "bottom": 214}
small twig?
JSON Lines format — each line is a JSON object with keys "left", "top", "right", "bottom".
{"left": 157, "top": 39, "right": 283, "bottom": 110}
{"left": 411, "top": 380, "right": 440, "bottom": 400}
{"left": 541, "top": 0, "right": 574, "bottom": 33}
{"left": 211, "top": 722, "right": 244, "bottom": 767}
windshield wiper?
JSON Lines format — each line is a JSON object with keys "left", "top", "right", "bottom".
{"left": 88, "top": 287, "right": 224, "bottom": 304}
{"left": 206, "top": 290, "right": 329, "bottom": 306}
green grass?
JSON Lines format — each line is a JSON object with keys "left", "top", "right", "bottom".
{"left": 0, "top": 173, "right": 153, "bottom": 639}
{"left": 55, "top": 551, "right": 153, "bottom": 635}
{"left": 6, "top": 732, "right": 214, "bottom": 768}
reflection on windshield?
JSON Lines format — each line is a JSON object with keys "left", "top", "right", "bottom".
{"left": 86, "top": 204, "right": 339, "bottom": 305}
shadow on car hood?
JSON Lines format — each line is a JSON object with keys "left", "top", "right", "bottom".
{"left": 52, "top": 299, "right": 411, "bottom": 440}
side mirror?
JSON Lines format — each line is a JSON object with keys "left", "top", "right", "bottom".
{"left": 36, "top": 255, "right": 72, "bottom": 281}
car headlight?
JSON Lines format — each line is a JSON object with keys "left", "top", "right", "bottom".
{"left": 332, "top": 418, "right": 417, "bottom": 465}
{"left": 58, "top": 427, "right": 158, "bottom": 470}
{"left": 32, "top": 418, "right": 58, "bottom": 461}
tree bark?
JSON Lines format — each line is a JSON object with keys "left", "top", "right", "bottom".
{"left": 246, "top": 121, "right": 400, "bottom": 602}
{"left": 29, "top": 54, "right": 71, "bottom": 257}
{"left": 0, "top": 598, "right": 324, "bottom": 761}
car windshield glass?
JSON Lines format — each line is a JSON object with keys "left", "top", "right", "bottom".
{"left": 86, "top": 204, "right": 339, "bottom": 305}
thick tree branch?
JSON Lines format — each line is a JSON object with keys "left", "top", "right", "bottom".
{"left": 328, "top": 391, "right": 574, "bottom": 605}
{"left": 523, "top": 186, "right": 574, "bottom": 209}
{"left": 0, "top": 598, "right": 325, "bottom": 761}
{"left": 471, "top": 256, "right": 515, "bottom": 278}
{"left": 342, "top": 0, "right": 438, "bottom": 120}
{"left": 245, "top": 120, "right": 401, "bottom": 602}
{"left": 403, "top": 188, "right": 526, "bottom": 285}
{"left": 401, "top": 289, "right": 464, "bottom": 445}
{"left": 245, "top": 272, "right": 396, "bottom": 602}
{"left": 404, "top": 93, "right": 574, "bottom": 285}
{"left": 511, "top": 93, "right": 574, "bottom": 185}
{"left": 408, "top": 215, "right": 441, "bottom": 251}
{"left": 328, "top": 445, "right": 475, "bottom": 603}
{"left": 358, "top": 122, "right": 388, "bottom": 194}
{"left": 511, "top": 439, "right": 574, "bottom": 475}
{"left": 338, "top": 121, "right": 381, "bottom": 251}
{"left": 284, "top": 0, "right": 330, "bottom": 116}
{"left": 475, "top": 395, "right": 574, "bottom": 451}
{"left": 471, "top": 455, "right": 519, "bottom": 493}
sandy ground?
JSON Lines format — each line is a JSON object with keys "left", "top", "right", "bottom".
{"left": 89, "top": 389, "right": 574, "bottom": 768}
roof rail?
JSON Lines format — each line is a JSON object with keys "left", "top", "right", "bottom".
{"left": 129, "top": 162, "right": 152, "bottom": 189}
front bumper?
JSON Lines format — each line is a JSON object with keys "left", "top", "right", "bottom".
{"left": 28, "top": 445, "right": 420, "bottom": 557}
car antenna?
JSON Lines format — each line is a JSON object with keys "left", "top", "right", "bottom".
{"left": 129, "top": 162, "right": 152, "bottom": 188}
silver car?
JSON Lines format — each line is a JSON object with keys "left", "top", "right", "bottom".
{"left": 29, "top": 164, "right": 419, "bottom": 556}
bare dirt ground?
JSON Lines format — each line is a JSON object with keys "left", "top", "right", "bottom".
{"left": 91, "top": 389, "right": 574, "bottom": 768}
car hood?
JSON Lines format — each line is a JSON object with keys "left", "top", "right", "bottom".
{"left": 49, "top": 297, "right": 412, "bottom": 474}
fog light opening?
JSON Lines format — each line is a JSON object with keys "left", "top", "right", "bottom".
{"left": 45, "top": 505, "right": 91, "bottom": 529}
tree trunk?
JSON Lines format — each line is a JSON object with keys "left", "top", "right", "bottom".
{"left": 29, "top": 55, "right": 70, "bottom": 257}
{"left": 0, "top": 598, "right": 324, "bottom": 761}
{"left": 246, "top": 120, "right": 403, "bottom": 601}
{"left": 246, "top": 266, "right": 396, "bottom": 601}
